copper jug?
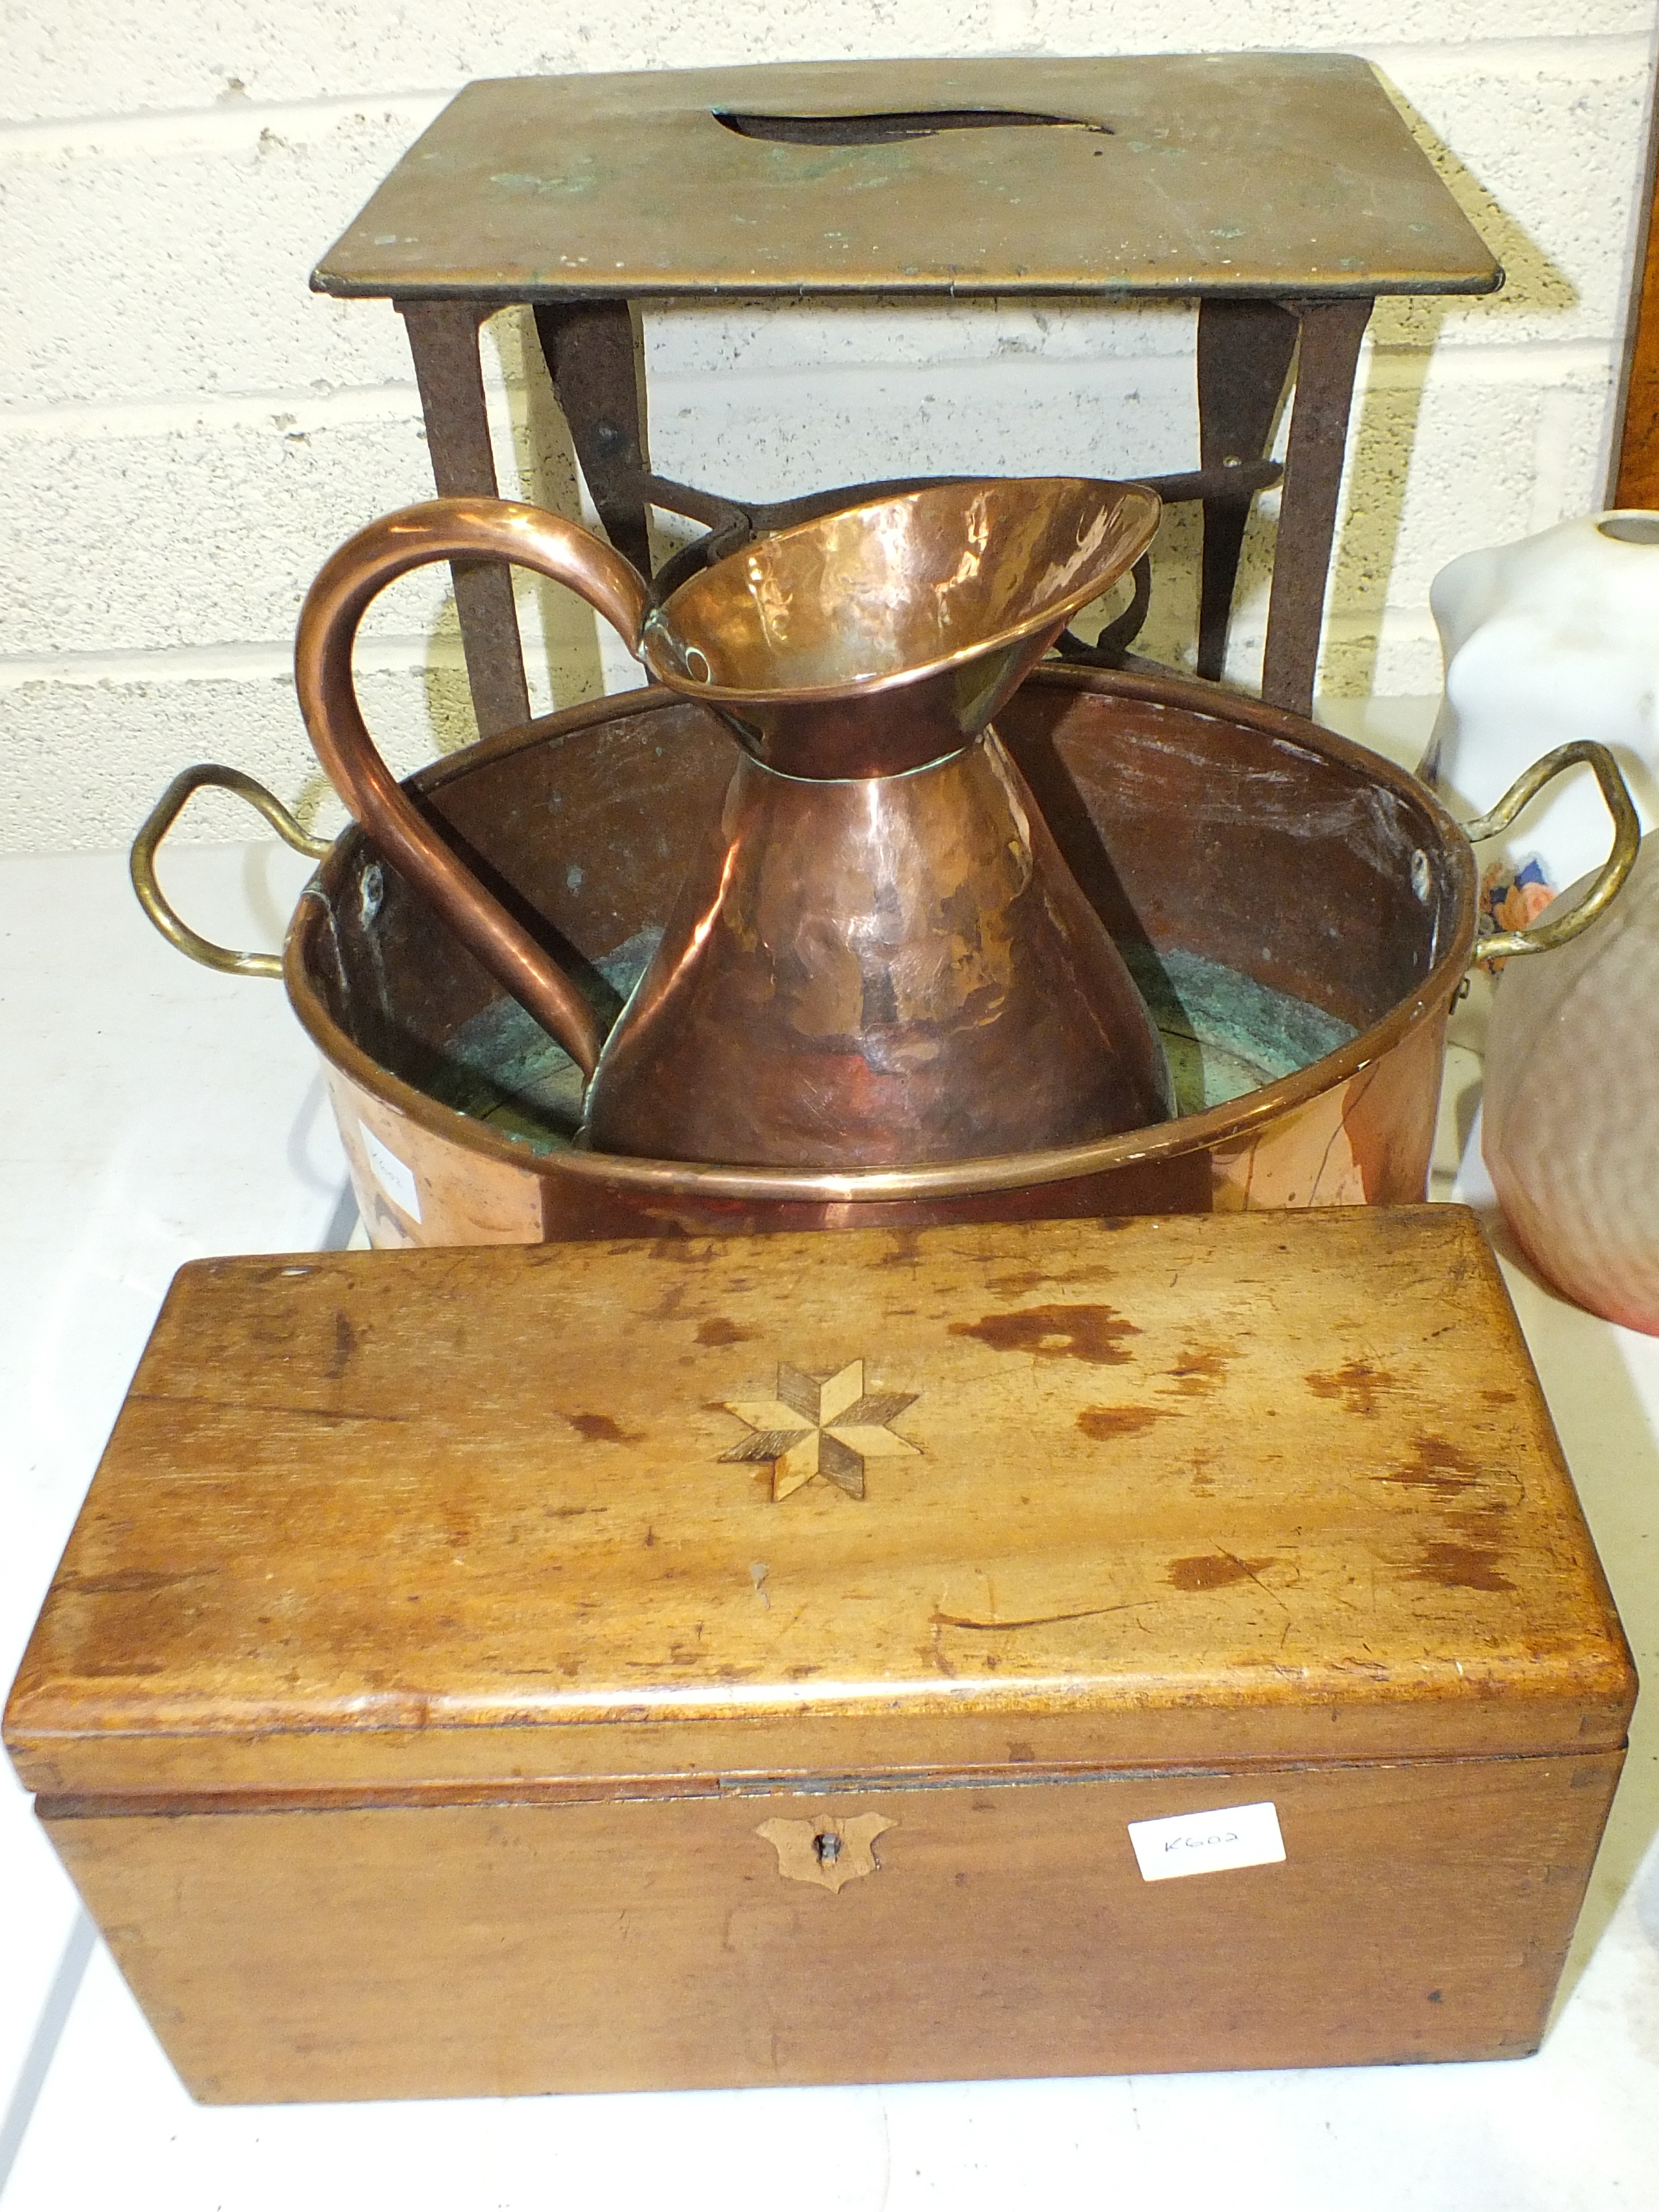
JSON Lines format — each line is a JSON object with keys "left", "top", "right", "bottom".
{"left": 295, "top": 478, "right": 1173, "bottom": 1170}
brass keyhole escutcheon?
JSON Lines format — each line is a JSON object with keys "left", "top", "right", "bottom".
{"left": 757, "top": 1813, "right": 895, "bottom": 1892}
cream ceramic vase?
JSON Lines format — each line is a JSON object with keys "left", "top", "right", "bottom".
{"left": 1483, "top": 834, "right": 1659, "bottom": 1333}
{"left": 1429, "top": 512, "right": 1659, "bottom": 1334}
{"left": 1425, "top": 512, "right": 1659, "bottom": 888}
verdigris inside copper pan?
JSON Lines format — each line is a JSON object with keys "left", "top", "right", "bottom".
{"left": 135, "top": 663, "right": 1634, "bottom": 1245}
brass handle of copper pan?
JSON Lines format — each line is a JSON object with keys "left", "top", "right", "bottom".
{"left": 1462, "top": 740, "right": 1641, "bottom": 962}
{"left": 131, "top": 763, "right": 332, "bottom": 978}
{"left": 294, "top": 497, "right": 650, "bottom": 1077}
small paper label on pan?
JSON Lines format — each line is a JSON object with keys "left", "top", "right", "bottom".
{"left": 359, "top": 1123, "right": 422, "bottom": 1222}
{"left": 1128, "top": 1800, "right": 1285, "bottom": 1882}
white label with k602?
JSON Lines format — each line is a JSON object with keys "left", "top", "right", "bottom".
{"left": 1128, "top": 1800, "right": 1286, "bottom": 1882}
{"left": 358, "top": 1123, "right": 422, "bottom": 1222}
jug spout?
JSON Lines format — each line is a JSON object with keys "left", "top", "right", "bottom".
{"left": 643, "top": 477, "right": 1161, "bottom": 779}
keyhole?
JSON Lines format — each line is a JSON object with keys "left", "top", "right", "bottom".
{"left": 814, "top": 1830, "right": 842, "bottom": 1865}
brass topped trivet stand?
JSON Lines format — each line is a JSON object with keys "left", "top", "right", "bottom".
{"left": 314, "top": 54, "right": 1499, "bottom": 734}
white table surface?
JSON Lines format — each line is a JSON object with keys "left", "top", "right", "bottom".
{"left": 2, "top": 842, "right": 1656, "bottom": 2211}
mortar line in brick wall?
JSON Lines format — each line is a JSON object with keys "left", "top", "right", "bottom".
{"left": 1359, "top": 31, "right": 1656, "bottom": 83}
{"left": 0, "top": 33, "right": 1653, "bottom": 156}
{"left": 0, "top": 610, "right": 1443, "bottom": 696}
{"left": 0, "top": 384, "right": 429, "bottom": 439}
{"left": 1324, "top": 609, "right": 1440, "bottom": 643}
{"left": 0, "top": 339, "right": 1615, "bottom": 446}
{"left": 641, "top": 339, "right": 1619, "bottom": 400}
{"left": 0, "top": 634, "right": 461, "bottom": 691}
{"left": 1363, "top": 343, "right": 1615, "bottom": 384}
{"left": 1050, "top": 608, "right": 1443, "bottom": 649}
{"left": 0, "top": 90, "right": 453, "bottom": 159}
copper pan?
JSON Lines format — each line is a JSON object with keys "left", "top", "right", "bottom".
{"left": 133, "top": 664, "right": 1636, "bottom": 1247}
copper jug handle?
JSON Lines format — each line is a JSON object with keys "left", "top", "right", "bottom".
{"left": 294, "top": 497, "right": 650, "bottom": 1077}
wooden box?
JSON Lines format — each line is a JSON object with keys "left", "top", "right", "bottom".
{"left": 4, "top": 1208, "right": 1635, "bottom": 2102}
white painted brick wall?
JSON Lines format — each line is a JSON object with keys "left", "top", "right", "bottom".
{"left": 3, "top": 3, "right": 1656, "bottom": 848}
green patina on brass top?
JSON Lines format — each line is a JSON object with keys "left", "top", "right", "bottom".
{"left": 313, "top": 56, "right": 1500, "bottom": 303}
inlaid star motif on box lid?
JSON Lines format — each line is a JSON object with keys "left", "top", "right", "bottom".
{"left": 719, "top": 1360, "right": 920, "bottom": 1501}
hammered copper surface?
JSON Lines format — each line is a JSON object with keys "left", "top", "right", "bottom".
{"left": 312, "top": 57, "right": 1500, "bottom": 300}
{"left": 584, "top": 732, "right": 1173, "bottom": 1167}
{"left": 297, "top": 483, "right": 1169, "bottom": 1167}
{"left": 642, "top": 477, "right": 1160, "bottom": 775}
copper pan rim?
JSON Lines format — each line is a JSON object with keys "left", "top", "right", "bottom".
{"left": 284, "top": 664, "right": 1478, "bottom": 1204}
{"left": 641, "top": 479, "right": 1162, "bottom": 710}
